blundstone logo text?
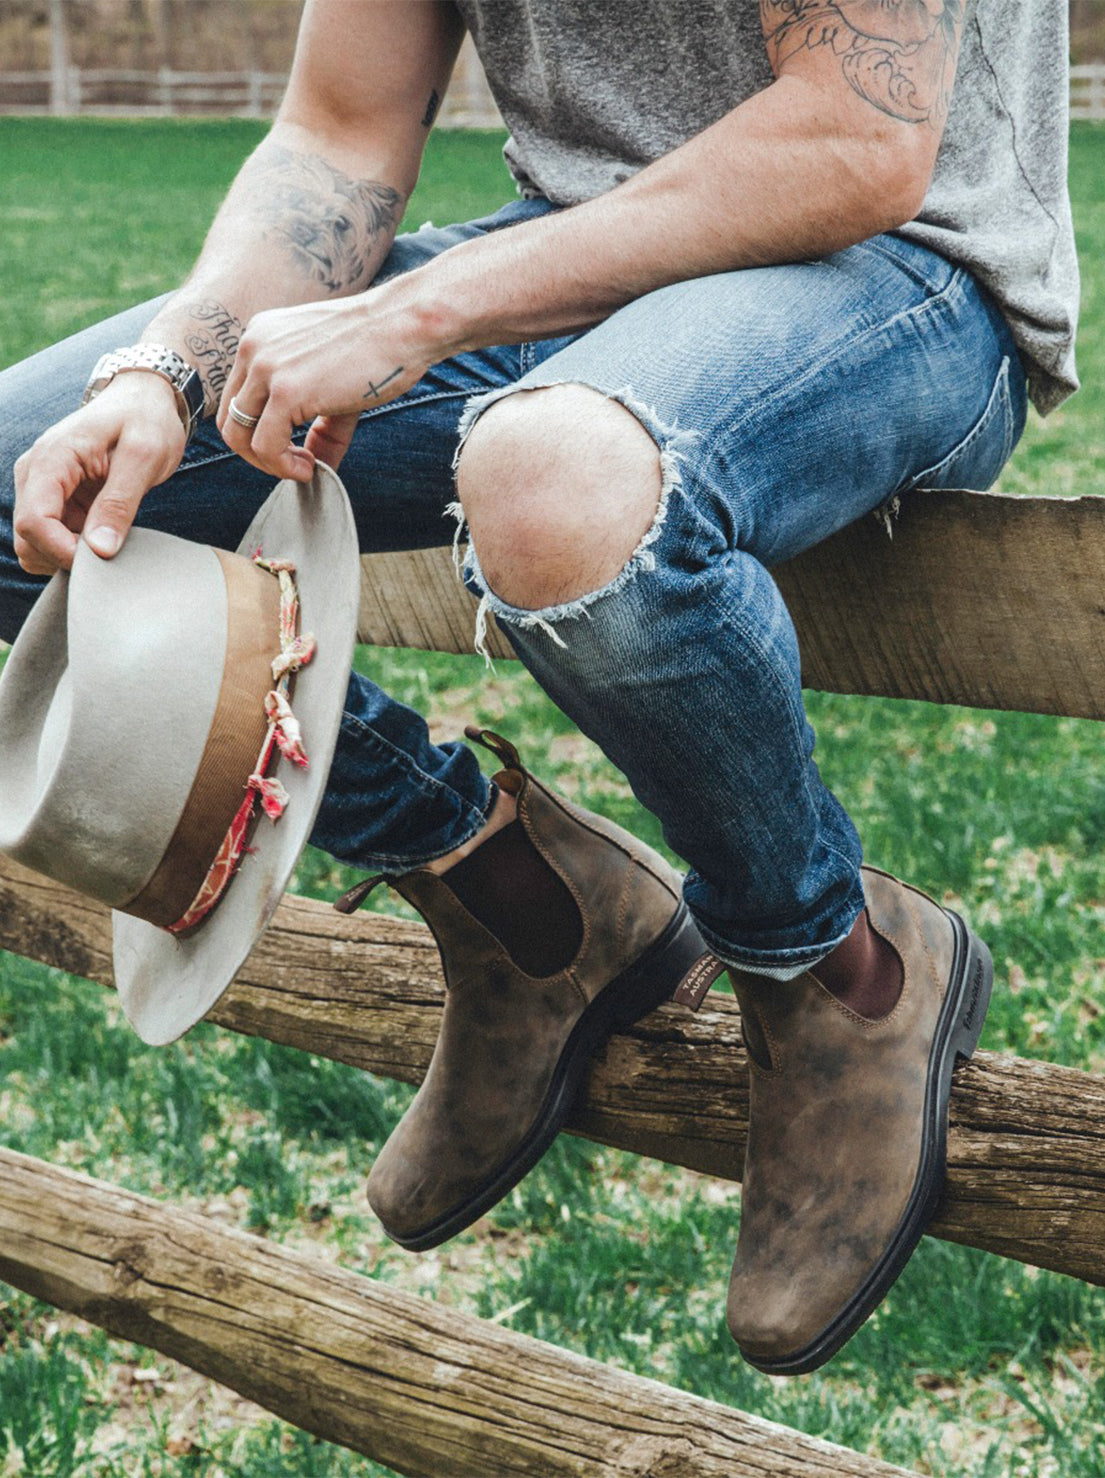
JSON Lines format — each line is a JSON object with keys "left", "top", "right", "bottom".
{"left": 962, "top": 959, "right": 984, "bottom": 1032}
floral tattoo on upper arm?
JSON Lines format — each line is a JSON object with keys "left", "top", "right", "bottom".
{"left": 761, "top": 0, "right": 965, "bottom": 128}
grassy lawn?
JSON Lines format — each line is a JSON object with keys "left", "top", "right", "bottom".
{"left": 1, "top": 117, "right": 1104, "bottom": 1477}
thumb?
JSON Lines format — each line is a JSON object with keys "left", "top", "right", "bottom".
{"left": 84, "top": 433, "right": 171, "bottom": 559}
{"left": 304, "top": 413, "right": 361, "bottom": 472}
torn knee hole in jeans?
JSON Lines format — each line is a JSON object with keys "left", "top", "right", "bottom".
{"left": 444, "top": 381, "right": 700, "bottom": 663}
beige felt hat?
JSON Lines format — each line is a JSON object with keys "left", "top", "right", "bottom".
{"left": 0, "top": 464, "right": 360, "bottom": 1046}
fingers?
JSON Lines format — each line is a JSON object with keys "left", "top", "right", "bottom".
{"left": 218, "top": 325, "right": 314, "bottom": 482}
{"left": 253, "top": 397, "right": 316, "bottom": 481}
{"left": 82, "top": 426, "right": 177, "bottom": 559}
{"left": 304, "top": 413, "right": 361, "bottom": 471}
{"left": 14, "top": 378, "right": 185, "bottom": 576}
{"left": 13, "top": 442, "right": 86, "bottom": 575}
{"left": 217, "top": 295, "right": 420, "bottom": 478}
{"left": 217, "top": 385, "right": 315, "bottom": 483}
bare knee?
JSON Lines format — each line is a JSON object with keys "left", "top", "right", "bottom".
{"left": 456, "top": 384, "right": 662, "bottom": 610}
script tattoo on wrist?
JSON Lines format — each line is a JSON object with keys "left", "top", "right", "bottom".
{"left": 422, "top": 89, "right": 441, "bottom": 128}
{"left": 249, "top": 143, "right": 403, "bottom": 294}
{"left": 181, "top": 299, "right": 243, "bottom": 414}
{"left": 761, "top": 0, "right": 965, "bottom": 127}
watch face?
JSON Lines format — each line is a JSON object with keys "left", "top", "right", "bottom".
{"left": 180, "top": 368, "right": 205, "bottom": 423}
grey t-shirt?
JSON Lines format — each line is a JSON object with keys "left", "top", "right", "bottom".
{"left": 455, "top": 0, "right": 1079, "bottom": 414}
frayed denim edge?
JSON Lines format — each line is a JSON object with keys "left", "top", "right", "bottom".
{"left": 872, "top": 492, "right": 901, "bottom": 540}
{"left": 693, "top": 895, "right": 864, "bottom": 982}
{"left": 443, "top": 380, "right": 701, "bottom": 665}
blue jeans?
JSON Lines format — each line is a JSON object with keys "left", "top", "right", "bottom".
{"left": 0, "top": 198, "right": 1027, "bottom": 977}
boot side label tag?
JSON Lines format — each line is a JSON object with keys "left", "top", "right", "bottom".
{"left": 674, "top": 954, "right": 726, "bottom": 1011}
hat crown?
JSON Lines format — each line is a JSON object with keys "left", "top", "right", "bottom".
{"left": 0, "top": 530, "right": 229, "bottom": 906}
{"left": 0, "top": 467, "right": 362, "bottom": 1046}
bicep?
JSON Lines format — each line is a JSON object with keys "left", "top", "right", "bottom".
{"left": 279, "top": 0, "right": 465, "bottom": 182}
{"left": 760, "top": 0, "right": 966, "bottom": 137}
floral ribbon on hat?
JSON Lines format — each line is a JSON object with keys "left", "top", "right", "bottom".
{"left": 167, "top": 554, "right": 316, "bottom": 936}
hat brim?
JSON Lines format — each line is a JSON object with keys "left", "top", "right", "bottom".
{"left": 112, "top": 463, "right": 360, "bottom": 1046}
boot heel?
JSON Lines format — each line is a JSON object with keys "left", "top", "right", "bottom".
{"left": 607, "top": 905, "right": 708, "bottom": 1028}
{"left": 947, "top": 915, "right": 993, "bottom": 1062}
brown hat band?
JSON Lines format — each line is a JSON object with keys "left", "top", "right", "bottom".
{"left": 121, "top": 549, "right": 314, "bottom": 932}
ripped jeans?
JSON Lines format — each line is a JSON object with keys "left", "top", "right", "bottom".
{"left": 0, "top": 197, "right": 1027, "bottom": 977}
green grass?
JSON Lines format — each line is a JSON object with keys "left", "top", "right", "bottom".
{"left": 0, "top": 117, "right": 511, "bottom": 367}
{"left": 1, "top": 118, "right": 1105, "bottom": 1478}
{"left": 995, "top": 124, "right": 1105, "bottom": 499}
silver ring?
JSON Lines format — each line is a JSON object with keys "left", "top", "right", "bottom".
{"left": 228, "top": 397, "right": 261, "bottom": 430}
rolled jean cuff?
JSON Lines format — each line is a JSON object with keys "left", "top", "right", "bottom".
{"left": 308, "top": 703, "right": 499, "bottom": 872}
{"left": 689, "top": 892, "right": 866, "bottom": 983}
{"left": 373, "top": 777, "right": 500, "bottom": 872}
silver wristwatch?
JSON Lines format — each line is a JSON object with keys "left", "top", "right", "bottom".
{"left": 82, "top": 344, "right": 205, "bottom": 441}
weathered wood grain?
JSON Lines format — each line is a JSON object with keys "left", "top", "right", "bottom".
{"left": 2, "top": 855, "right": 1102, "bottom": 1286}
{"left": 0, "top": 1148, "right": 918, "bottom": 1478}
{"left": 359, "top": 490, "right": 1105, "bottom": 718}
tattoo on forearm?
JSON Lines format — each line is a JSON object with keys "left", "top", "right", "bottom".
{"left": 761, "top": 0, "right": 965, "bottom": 127}
{"left": 422, "top": 89, "right": 441, "bottom": 128}
{"left": 363, "top": 367, "right": 404, "bottom": 403}
{"left": 248, "top": 143, "right": 403, "bottom": 294}
{"left": 181, "top": 298, "right": 243, "bottom": 413}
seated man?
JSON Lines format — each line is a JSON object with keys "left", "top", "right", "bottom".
{"left": 0, "top": 0, "right": 1078, "bottom": 1373}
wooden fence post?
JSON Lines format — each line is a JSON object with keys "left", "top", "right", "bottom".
{"left": 48, "top": 0, "right": 72, "bottom": 117}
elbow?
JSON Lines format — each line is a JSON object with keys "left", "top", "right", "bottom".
{"left": 877, "top": 167, "right": 932, "bottom": 232}
{"left": 861, "top": 141, "right": 936, "bottom": 234}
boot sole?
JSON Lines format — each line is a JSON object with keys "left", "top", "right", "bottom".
{"left": 380, "top": 902, "right": 707, "bottom": 1252}
{"left": 741, "top": 909, "right": 993, "bottom": 1376}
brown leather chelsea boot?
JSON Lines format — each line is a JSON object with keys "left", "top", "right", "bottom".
{"left": 336, "top": 727, "right": 710, "bottom": 1251}
{"left": 726, "top": 865, "right": 992, "bottom": 1374}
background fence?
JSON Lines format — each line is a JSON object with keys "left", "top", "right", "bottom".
{"left": 0, "top": 35, "right": 504, "bottom": 126}
{"left": 1072, "top": 62, "right": 1105, "bottom": 119}
{"left": 3, "top": 56, "right": 1102, "bottom": 126}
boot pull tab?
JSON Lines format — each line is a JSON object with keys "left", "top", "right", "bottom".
{"left": 674, "top": 953, "right": 728, "bottom": 1011}
{"left": 334, "top": 874, "right": 389, "bottom": 914}
{"left": 464, "top": 725, "right": 523, "bottom": 772}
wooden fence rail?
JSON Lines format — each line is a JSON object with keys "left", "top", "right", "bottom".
{"left": 0, "top": 39, "right": 503, "bottom": 126}
{"left": 2, "top": 854, "right": 1103, "bottom": 1287}
{"left": 0, "top": 1147, "right": 916, "bottom": 1478}
{"left": 2, "top": 63, "right": 1101, "bottom": 123}
{"left": 1072, "top": 62, "right": 1105, "bottom": 120}
{"left": 360, "top": 489, "right": 1105, "bottom": 720}
{"left": 0, "top": 67, "right": 287, "bottom": 118}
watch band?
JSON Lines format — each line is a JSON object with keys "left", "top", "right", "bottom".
{"left": 82, "top": 345, "right": 205, "bottom": 442}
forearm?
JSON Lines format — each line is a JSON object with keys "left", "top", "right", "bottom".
{"left": 141, "top": 121, "right": 411, "bottom": 411}
{"left": 389, "top": 74, "right": 933, "bottom": 359}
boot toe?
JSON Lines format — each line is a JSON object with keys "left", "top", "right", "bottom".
{"left": 367, "top": 1096, "right": 512, "bottom": 1246}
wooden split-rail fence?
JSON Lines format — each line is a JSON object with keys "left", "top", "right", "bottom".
{"left": 0, "top": 38, "right": 504, "bottom": 127}
{"left": 2, "top": 485, "right": 1105, "bottom": 1476}
{"left": 2, "top": 61, "right": 1102, "bottom": 125}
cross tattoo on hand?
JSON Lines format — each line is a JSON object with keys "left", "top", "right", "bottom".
{"left": 363, "top": 367, "right": 404, "bottom": 402}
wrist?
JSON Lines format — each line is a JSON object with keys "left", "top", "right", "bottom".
{"left": 91, "top": 372, "right": 188, "bottom": 437}
{"left": 83, "top": 345, "right": 204, "bottom": 442}
{"left": 375, "top": 267, "right": 471, "bottom": 365}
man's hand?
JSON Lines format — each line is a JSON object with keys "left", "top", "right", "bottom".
{"left": 216, "top": 285, "right": 434, "bottom": 478}
{"left": 13, "top": 373, "right": 186, "bottom": 575}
